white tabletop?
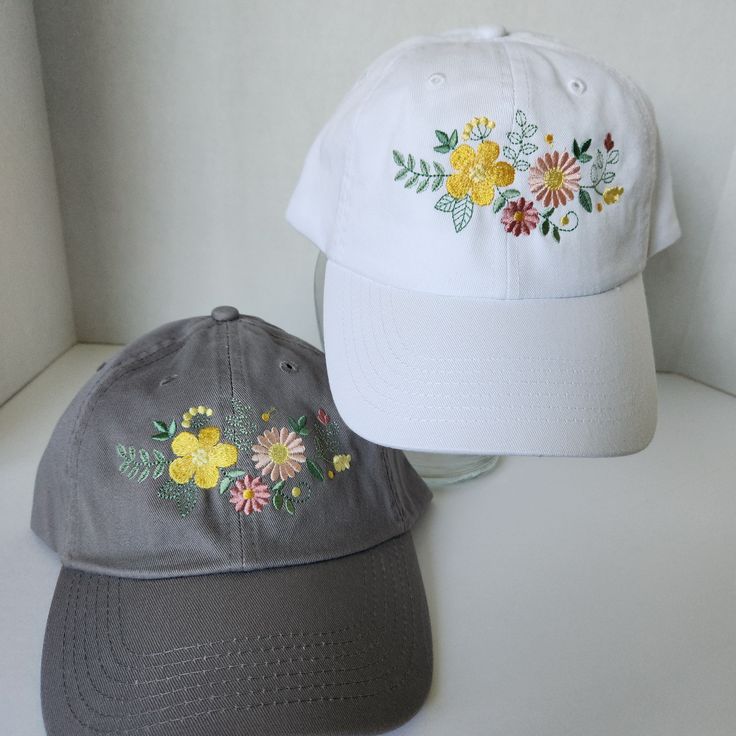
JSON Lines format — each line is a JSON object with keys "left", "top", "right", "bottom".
{"left": 2, "top": 345, "right": 735, "bottom": 735}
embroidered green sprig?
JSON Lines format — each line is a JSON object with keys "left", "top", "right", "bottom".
{"left": 502, "top": 110, "right": 538, "bottom": 171}
{"left": 392, "top": 151, "right": 448, "bottom": 193}
{"left": 116, "top": 444, "right": 167, "bottom": 482}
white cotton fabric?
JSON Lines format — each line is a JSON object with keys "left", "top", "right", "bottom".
{"left": 287, "top": 27, "right": 680, "bottom": 456}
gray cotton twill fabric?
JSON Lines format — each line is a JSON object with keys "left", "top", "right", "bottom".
{"left": 32, "top": 310, "right": 433, "bottom": 736}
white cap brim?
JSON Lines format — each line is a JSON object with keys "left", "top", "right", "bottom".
{"left": 323, "top": 260, "right": 657, "bottom": 457}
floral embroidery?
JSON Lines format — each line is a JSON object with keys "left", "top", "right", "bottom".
{"left": 229, "top": 474, "right": 270, "bottom": 515}
{"left": 528, "top": 151, "right": 581, "bottom": 208}
{"left": 116, "top": 400, "right": 353, "bottom": 518}
{"left": 501, "top": 197, "right": 540, "bottom": 236}
{"left": 392, "top": 110, "right": 623, "bottom": 238}
{"left": 181, "top": 405, "right": 213, "bottom": 429}
{"left": 252, "top": 427, "right": 306, "bottom": 482}
{"left": 169, "top": 427, "right": 238, "bottom": 489}
{"left": 333, "top": 454, "right": 352, "bottom": 472}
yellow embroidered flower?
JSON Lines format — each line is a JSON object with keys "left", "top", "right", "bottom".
{"left": 462, "top": 116, "right": 495, "bottom": 140}
{"left": 602, "top": 186, "right": 624, "bottom": 204}
{"left": 446, "top": 142, "right": 515, "bottom": 206}
{"left": 181, "top": 405, "right": 213, "bottom": 429}
{"left": 333, "top": 454, "right": 352, "bottom": 472}
{"left": 169, "top": 426, "right": 237, "bottom": 489}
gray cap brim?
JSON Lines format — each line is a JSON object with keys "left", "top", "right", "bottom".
{"left": 41, "top": 534, "right": 431, "bottom": 736}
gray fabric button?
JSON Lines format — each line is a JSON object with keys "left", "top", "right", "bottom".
{"left": 210, "top": 305, "right": 239, "bottom": 322}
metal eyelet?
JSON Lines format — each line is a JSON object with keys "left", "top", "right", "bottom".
{"left": 427, "top": 72, "right": 446, "bottom": 88}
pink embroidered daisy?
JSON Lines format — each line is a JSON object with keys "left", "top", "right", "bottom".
{"left": 528, "top": 151, "right": 581, "bottom": 208}
{"left": 252, "top": 427, "right": 306, "bottom": 481}
{"left": 229, "top": 474, "right": 270, "bottom": 515}
{"left": 500, "top": 197, "right": 539, "bottom": 236}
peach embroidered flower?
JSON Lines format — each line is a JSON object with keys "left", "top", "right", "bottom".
{"left": 252, "top": 427, "right": 306, "bottom": 481}
{"left": 229, "top": 474, "right": 270, "bottom": 514}
{"left": 500, "top": 198, "right": 539, "bottom": 236}
{"left": 169, "top": 427, "right": 237, "bottom": 489}
{"left": 446, "top": 141, "right": 515, "bottom": 206}
{"left": 528, "top": 151, "right": 581, "bottom": 208}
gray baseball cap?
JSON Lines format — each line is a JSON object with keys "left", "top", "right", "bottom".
{"left": 32, "top": 308, "right": 432, "bottom": 736}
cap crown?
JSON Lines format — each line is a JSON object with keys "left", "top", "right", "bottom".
{"left": 287, "top": 28, "right": 680, "bottom": 299}
{"left": 31, "top": 314, "right": 430, "bottom": 577}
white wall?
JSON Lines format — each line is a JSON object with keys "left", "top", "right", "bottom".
{"left": 32, "top": 0, "right": 736, "bottom": 390}
{"left": 0, "top": 0, "right": 75, "bottom": 405}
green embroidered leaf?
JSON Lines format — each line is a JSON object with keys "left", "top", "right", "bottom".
{"left": 416, "top": 178, "right": 429, "bottom": 193}
{"left": 307, "top": 459, "right": 324, "bottom": 482}
{"left": 541, "top": 219, "right": 550, "bottom": 236}
{"left": 552, "top": 225, "right": 561, "bottom": 243}
{"left": 152, "top": 449, "right": 165, "bottom": 463}
{"left": 435, "top": 130, "right": 449, "bottom": 145}
{"left": 419, "top": 159, "right": 430, "bottom": 176}
{"left": 152, "top": 462, "right": 165, "bottom": 479}
{"left": 607, "top": 149, "right": 620, "bottom": 165}
{"left": 449, "top": 130, "right": 458, "bottom": 149}
{"left": 126, "top": 466, "right": 139, "bottom": 480}
{"left": 219, "top": 477, "right": 232, "bottom": 494}
{"left": 581, "top": 138, "right": 592, "bottom": 153}
{"left": 523, "top": 124, "right": 538, "bottom": 138}
{"left": 602, "top": 171, "right": 615, "bottom": 184}
{"left": 287, "top": 416, "right": 300, "bottom": 433}
{"left": 500, "top": 188, "right": 521, "bottom": 201}
{"left": 175, "top": 487, "right": 198, "bottom": 518}
{"left": 297, "top": 415, "right": 307, "bottom": 430}
{"left": 431, "top": 175, "right": 444, "bottom": 191}
{"left": 406, "top": 154, "right": 415, "bottom": 171}
{"left": 434, "top": 143, "right": 451, "bottom": 154}
{"left": 404, "top": 173, "right": 420, "bottom": 189}
{"left": 138, "top": 468, "right": 150, "bottom": 483}
{"left": 158, "top": 480, "right": 180, "bottom": 500}
{"left": 273, "top": 493, "right": 284, "bottom": 511}
{"left": 433, "top": 161, "right": 445, "bottom": 175}
{"left": 507, "top": 131, "right": 522, "bottom": 145}
{"left": 139, "top": 449, "right": 150, "bottom": 464}
{"left": 153, "top": 420, "right": 169, "bottom": 433}
{"left": 515, "top": 109, "right": 527, "bottom": 128}
{"left": 128, "top": 446, "right": 136, "bottom": 461}
{"left": 519, "top": 143, "right": 537, "bottom": 155}
{"left": 392, "top": 150, "right": 405, "bottom": 166}
{"left": 577, "top": 153, "right": 592, "bottom": 163}
{"left": 579, "top": 189, "right": 592, "bottom": 213}
{"left": 152, "top": 432, "right": 171, "bottom": 441}
{"left": 394, "top": 167, "right": 409, "bottom": 181}
{"left": 595, "top": 149, "right": 604, "bottom": 169}
{"left": 452, "top": 195, "right": 473, "bottom": 233}
{"left": 502, "top": 145, "right": 516, "bottom": 160}
{"left": 573, "top": 139, "right": 581, "bottom": 158}
{"left": 284, "top": 497, "right": 296, "bottom": 515}
{"left": 226, "top": 469, "right": 245, "bottom": 479}
{"left": 116, "top": 443, "right": 127, "bottom": 458}
{"left": 492, "top": 196, "right": 505, "bottom": 213}
{"left": 515, "top": 160, "right": 530, "bottom": 171}
{"left": 542, "top": 207, "right": 555, "bottom": 218}
{"left": 272, "top": 480, "right": 286, "bottom": 493}
{"left": 434, "top": 193, "right": 456, "bottom": 212}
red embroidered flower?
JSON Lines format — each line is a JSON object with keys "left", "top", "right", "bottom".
{"left": 500, "top": 197, "right": 539, "bottom": 236}
{"left": 229, "top": 474, "right": 270, "bottom": 515}
{"left": 316, "top": 408, "right": 330, "bottom": 425}
{"left": 604, "top": 132, "right": 614, "bottom": 152}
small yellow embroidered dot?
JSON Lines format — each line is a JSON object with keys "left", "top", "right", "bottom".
{"left": 292, "top": 487, "right": 302, "bottom": 498}
{"left": 560, "top": 215, "right": 570, "bottom": 226}
{"left": 327, "top": 470, "right": 334, "bottom": 479}
{"left": 545, "top": 133, "right": 554, "bottom": 144}
{"left": 261, "top": 406, "right": 275, "bottom": 422}
{"left": 596, "top": 202, "right": 604, "bottom": 212}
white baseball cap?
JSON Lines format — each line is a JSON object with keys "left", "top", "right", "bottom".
{"left": 287, "top": 27, "right": 681, "bottom": 457}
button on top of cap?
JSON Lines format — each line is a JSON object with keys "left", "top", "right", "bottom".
{"left": 476, "top": 25, "right": 507, "bottom": 38}
{"left": 211, "top": 305, "right": 239, "bottom": 322}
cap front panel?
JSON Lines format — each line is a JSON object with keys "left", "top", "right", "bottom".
{"left": 329, "top": 33, "right": 655, "bottom": 299}
{"left": 54, "top": 316, "right": 429, "bottom": 577}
